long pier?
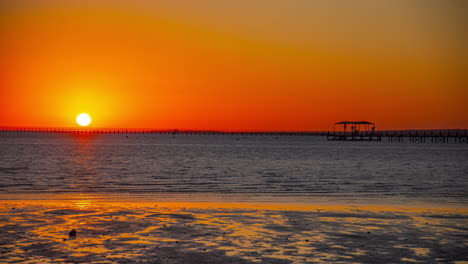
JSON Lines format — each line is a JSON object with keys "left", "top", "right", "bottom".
{"left": 326, "top": 130, "right": 468, "bottom": 143}
{"left": 0, "top": 127, "right": 326, "bottom": 137}
{"left": 0, "top": 128, "right": 467, "bottom": 143}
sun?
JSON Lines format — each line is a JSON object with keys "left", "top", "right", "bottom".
{"left": 76, "top": 113, "right": 92, "bottom": 126}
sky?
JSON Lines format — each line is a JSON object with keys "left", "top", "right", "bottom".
{"left": 0, "top": 0, "right": 466, "bottom": 131}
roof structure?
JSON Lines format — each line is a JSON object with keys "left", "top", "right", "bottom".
{"left": 335, "top": 121, "right": 374, "bottom": 125}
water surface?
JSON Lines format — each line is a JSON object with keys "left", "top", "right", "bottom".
{"left": 1, "top": 133, "right": 467, "bottom": 205}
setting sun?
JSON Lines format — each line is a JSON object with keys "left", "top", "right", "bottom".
{"left": 1, "top": 2, "right": 467, "bottom": 263}
{"left": 76, "top": 113, "right": 92, "bottom": 127}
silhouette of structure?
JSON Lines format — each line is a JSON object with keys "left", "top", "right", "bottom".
{"left": 0, "top": 127, "right": 325, "bottom": 137}
{"left": 327, "top": 121, "right": 379, "bottom": 141}
{"left": 0, "top": 126, "right": 466, "bottom": 143}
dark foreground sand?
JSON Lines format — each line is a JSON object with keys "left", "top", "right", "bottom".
{"left": 0, "top": 199, "right": 467, "bottom": 263}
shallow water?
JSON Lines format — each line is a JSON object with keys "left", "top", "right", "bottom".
{"left": 1, "top": 201, "right": 467, "bottom": 263}
{"left": 0, "top": 133, "right": 467, "bottom": 205}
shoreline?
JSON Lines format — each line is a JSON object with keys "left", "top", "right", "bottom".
{"left": 1, "top": 192, "right": 467, "bottom": 210}
{"left": 1, "top": 198, "right": 467, "bottom": 263}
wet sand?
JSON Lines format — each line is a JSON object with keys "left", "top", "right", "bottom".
{"left": 0, "top": 199, "right": 467, "bottom": 263}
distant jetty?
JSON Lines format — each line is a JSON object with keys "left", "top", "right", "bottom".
{"left": 0, "top": 126, "right": 467, "bottom": 143}
{"left": 326, "top": 121, "right": 467, "bottom": 143}
{"left": 0, "top": 127, "right": 326, "bottom": 137}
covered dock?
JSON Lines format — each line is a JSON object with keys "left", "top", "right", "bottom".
{"left": 327, "top": 121, "right": 381, "bottom": 141}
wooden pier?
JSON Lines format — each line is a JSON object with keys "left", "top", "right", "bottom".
{"left": 0, "top": 127, "right": 466, "bottom": 143}
{"left": 0, "top": 127, "right": 326, "bottom": 137}
{"left": 326, "top": 130, "right": 468, "bottom": 143}
{"left": 327, "top": 121, "right": 467, "bottom": 143}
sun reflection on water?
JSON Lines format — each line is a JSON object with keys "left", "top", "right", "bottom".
{"left": 68, "top": 133, "right": 99, "bottom": 195}
{"left": 73, "top": 196, "right": 94, "bottom": 210}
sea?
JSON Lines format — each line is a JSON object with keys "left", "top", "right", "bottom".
{"left": 1, "top": 132, "right": 467, "bottom": 206}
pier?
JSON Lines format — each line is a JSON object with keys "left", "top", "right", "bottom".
{"left": 0, "top": 127, "right": 326, "bottom": 137}
{"left": 0, "top": 127, "right": 466, "bottom": 143}
{"left": 326, "top": 121, "right": 467, "bottom": 143}
{"left": 326, "top": 130, "right": 468, "bottom": 143}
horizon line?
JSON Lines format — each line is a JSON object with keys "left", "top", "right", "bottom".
{"left": 0, "top": 126, "right": 467, "bottom": 133}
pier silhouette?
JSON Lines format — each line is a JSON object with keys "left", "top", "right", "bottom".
{"left": 0, "top": 127, "right": 467, "bottom": 143}
{"left": 326, "top": 121, "right": 467, "bottom": 143}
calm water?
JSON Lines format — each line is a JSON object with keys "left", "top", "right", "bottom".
{"left": 0, "top": 133, "right": 467, "bottom": 205}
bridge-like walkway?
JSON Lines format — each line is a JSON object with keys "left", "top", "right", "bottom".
{"left": 326, "top": 130, "right": 468, "bottom": 143}
{"left": 0, "top": 127, "right": 467, "bottom": 143}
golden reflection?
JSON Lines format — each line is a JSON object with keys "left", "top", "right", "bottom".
{"left": 68, "top": 133, "right": 98, "bottom": 205}
{"left": 1, "top": 200, "right": 467, "bottom": 263}
{"left": 73, "top": 197, "right": 94, "bottom": 210}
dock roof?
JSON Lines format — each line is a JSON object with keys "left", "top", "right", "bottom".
{"left": 335, "top": 121, "right": 374, "bottom": 125}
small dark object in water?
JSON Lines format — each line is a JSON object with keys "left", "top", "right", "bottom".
{"left": 63, "top": 238, "right": 67, "bottom": 241}
{"left": 426, "top": 222, "right": 428, "bottom": 225}
{"left": 203, "top": 249, "right": 206, "bottom": 252}
{"left": 305, "top": 239, "right": 309, "bottom": 242}
{"left": 367, "top": 231, "right": 371, "bottom": 234}
{"left": 12, "top": 208, "right": 15, "bottom": 210}
{"left": 175, "top": 240, "right": 179, "bottom": 243}
{"left": 69, "top": 229, "right": 77, "bottom": 237}
{"left": 163, "top": 224, "right": 166, "bottom": 227}
{"left": 317, "top": 210, "right": 320, "bottom": 212}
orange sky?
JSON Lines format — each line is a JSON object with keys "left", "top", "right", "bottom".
{"left": 1, "top": 0, "right": 466, "bottom": 131}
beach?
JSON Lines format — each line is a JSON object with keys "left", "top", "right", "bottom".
{"left": 1, "top": 134, "right": 468, "bottom": 263}
{"left": 1, "top": 197, "right": 467, "bottom": 264}
{"left": 2, "top": 0, "right": 468, "bottom": 262}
